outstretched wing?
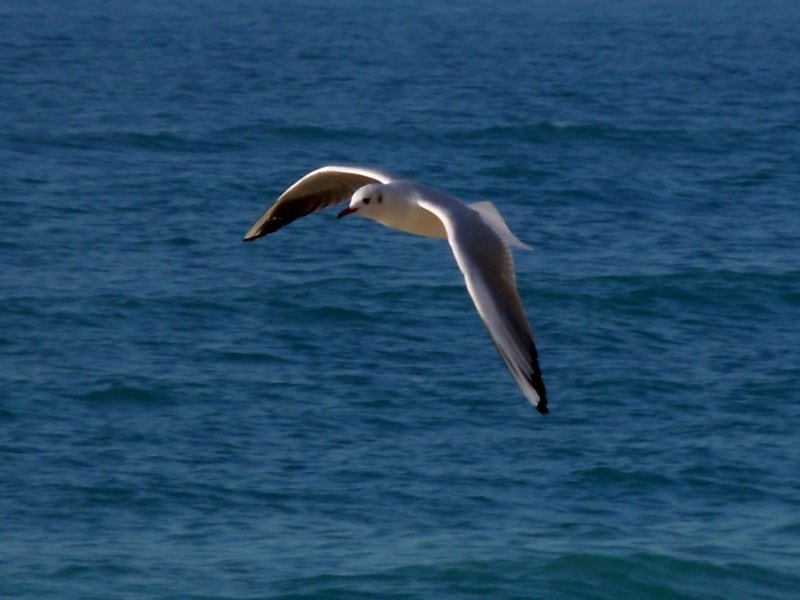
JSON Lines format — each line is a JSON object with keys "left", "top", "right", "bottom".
{"left": 417, "top": 195, "right": 548, "bottom": 414}
{"left": 243, "top": 165, "right": 397, "bottom": 241}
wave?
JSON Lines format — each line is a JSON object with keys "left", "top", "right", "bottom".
{"left": 273, "top": 551, "right": 800, "bottom": 599}
{"left": 76, "top": 382, "right": 175, "bottom": 405}
{"left": 5, "top": 130, "right": 239, "bottom": 154}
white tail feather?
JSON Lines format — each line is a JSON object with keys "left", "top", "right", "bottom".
{"left": 468, "top": 202, "right": 533, "bottom": 251}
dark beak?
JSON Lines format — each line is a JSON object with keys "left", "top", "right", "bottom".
{"left": 337, "top": 206, "right": 358, "bottom": 219}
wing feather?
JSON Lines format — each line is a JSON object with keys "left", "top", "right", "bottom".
{"left": 417, "top": 196, "right": 548, "bottom": 414}
{"left": 243, "top": 165, "right": 397, "bottom": 241}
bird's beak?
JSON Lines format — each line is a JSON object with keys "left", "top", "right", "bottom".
{"left": 337, "top": 206, "right": 358, "bottom": 219}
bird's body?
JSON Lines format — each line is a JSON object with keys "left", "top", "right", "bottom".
{"left": 244, "top": 166, "right": 548, "bottom": 414}
{"left": 352, "top": 181, "right": 449, "bottom": 239}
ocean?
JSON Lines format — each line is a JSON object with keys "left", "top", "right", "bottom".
{"left": 1, "top": 1, "right": 799, "bottom": 598}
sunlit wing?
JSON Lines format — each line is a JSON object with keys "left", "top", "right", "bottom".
{"left": 243, "top": 165, "right": 397, "bottom": 241}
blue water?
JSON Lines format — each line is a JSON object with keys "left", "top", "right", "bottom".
{"left": 2, "top": 1, "right": 799, "bottom": 598}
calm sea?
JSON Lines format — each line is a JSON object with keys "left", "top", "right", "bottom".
{"left": 2, "top": 1, "right": 799, "bottom": 598}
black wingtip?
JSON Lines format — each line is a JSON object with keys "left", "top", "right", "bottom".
{"left": 243, "top": 229, "right": 268, "bottom": 242}
{"left": 243, "top": 222, "right": 277, "bottom": 242}
{"left": 529, "top": 341, "right": 548, "bottom": 415}
{"left": 242, "top": 227, "right": 263, "bottom": 243}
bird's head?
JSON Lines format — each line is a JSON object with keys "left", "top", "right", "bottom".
{"left": 337, "top": 183, "right": 388, "bottom": 220}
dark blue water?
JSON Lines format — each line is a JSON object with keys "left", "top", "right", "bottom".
{"left": 2, "top": 1, "right": 799, "bottom": 598}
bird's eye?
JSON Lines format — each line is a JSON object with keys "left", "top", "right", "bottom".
{"left": 363, "top": 197, "right": 370, "bottom": 205}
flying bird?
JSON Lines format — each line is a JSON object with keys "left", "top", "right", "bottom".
{"left": 244, "top": 166, "right": 548, "bottom": 414}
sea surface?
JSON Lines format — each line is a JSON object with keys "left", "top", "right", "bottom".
{"left": 2, "top": 1, "right": 799, "bottom": 598}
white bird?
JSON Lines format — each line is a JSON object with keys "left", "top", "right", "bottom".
{"left": 244, "top": 165, "right": 548, "bottom": 414}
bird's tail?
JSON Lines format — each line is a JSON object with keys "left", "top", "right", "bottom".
{"left": 468, "top": 202, "right": 533, "bottom": 251}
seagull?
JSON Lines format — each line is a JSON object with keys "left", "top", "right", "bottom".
{"left": 244, "top": 165, "right": 548, "bottom": 414}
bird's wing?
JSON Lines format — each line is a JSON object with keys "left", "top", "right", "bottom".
{"left": 416, "top": 194, "right": 548, "bottom": 414}
{"left": 243, "top": 165, "right": 397, "bottom": 241}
